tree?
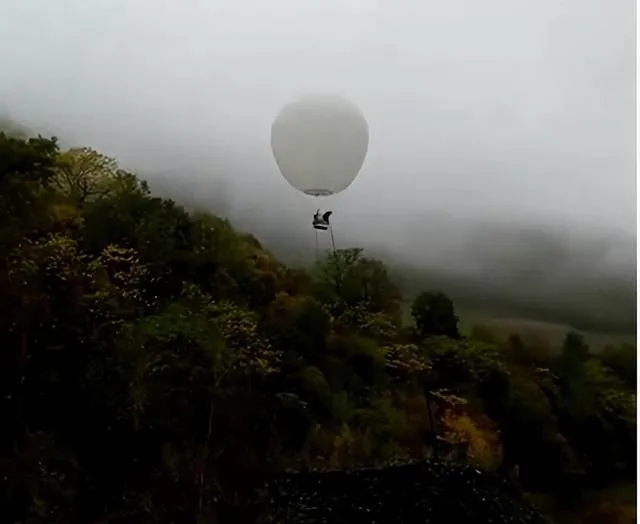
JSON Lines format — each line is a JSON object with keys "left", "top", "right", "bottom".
{"left": 411, "top": 291, "right": 460, "bottom": 339}
{"left": 314, "top": 248, "right": 401, "bottom": 318}
{"left": 266, "top": 292, "right": 330, "bottom": 367}
{"left": 558, "top": 331, "right": 590, "bottom": 399}
{"left": 561, "top": 332, "right": 589, "bottom": 368}
{"left": 0, "top": 127, "right": 633, "bottom": 524}
{"left": 600, "top": 343, "right": 636, "bottom": 389}
{"left": 0, "top": 133, "right": 59, "bottom": 247}
{"left": 441, "top": 407, "right": 502, "bottom": 471}
{"left": 54, "top": 147, "right": 121, "bottom": 202}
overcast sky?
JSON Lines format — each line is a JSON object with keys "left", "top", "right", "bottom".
{"left": 0, "top": 0, "right": 635, "bottom": 240}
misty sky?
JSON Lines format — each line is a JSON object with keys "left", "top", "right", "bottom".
{"left": 0, "top": 0, "right": 636, "bottom": 240}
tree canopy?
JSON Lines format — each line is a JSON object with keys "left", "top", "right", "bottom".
{"left": 0, "top": 131, "right": 635, "bottom": 523}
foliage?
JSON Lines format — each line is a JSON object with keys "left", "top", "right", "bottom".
{"left": 600, "top": 343, "right": 636, "bottom": 389}
{"left": 314, "top": 247, "right": 402, "bottom": 320}
{"left": 441, "top": 408, "right": 502, "bottom": 471}
{"left": 54, "top": 147, "right": 122, "bottom": 202}
{"left": 411, "top": 291, "right": 460, "bottom": 339}
{"left": 0, "top": 133, "right": 634, "bottom": 523}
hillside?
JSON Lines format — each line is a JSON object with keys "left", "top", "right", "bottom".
{"left": 0, "top": 132, "right": 636, "bottom": 523}
{"left": 147, "top": 174, "right": 636, "bottom": 338}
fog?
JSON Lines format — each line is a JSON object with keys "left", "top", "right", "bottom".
{"left": 0, "top": 0, "right": 635, "bottom": 333}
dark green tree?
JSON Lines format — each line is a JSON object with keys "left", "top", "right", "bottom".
{"left": 0, "top": 127, "right": 634, "bottom": 524}
{"left": 600, "top": 343, "right": 636, "bottom": 389}
{"left": 314, "top": 248, "right": 401, "bottom": 319}
{"left": 411, "top": 291, "right": 460, "bottom": 339}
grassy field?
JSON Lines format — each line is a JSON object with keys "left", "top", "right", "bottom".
{"left": 457, "top": 310, "right": 636, "bottom": 353}
{"left": 402, "top": 302, "right": 635, "bottom": 353}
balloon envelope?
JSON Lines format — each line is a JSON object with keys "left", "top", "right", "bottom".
{"left": 270, "top": 94, "right": 369, "bottom": 197}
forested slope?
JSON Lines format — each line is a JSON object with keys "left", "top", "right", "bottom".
{"left": 0, "top": 133, "right": 635, "bottom": 523}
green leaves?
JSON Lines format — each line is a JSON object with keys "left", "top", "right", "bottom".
{"left": 0, "top": 134, "right": 59, "bottom": 248}
{"left": 425, "top": 337, "right": 509, "bottom": 386}
{"left": 411, "top": 291, "right": 460, "bottom": 340}
{"left": 210, "top": 300, "right": 281, "bottom": 378}
{"left": 0, "top": 129, "right": 635, "bottom": 523}
{"left": 384, "top": 344, "right": 431, "bottom": 380}
{"left": 54, "top": 147, "right": 120, "bottom": 202}
{"left": 314, "top": 248, "right": 401, "bottom": 318}
{"left": 600, "top": 343, "right": 636, "bottom": 388}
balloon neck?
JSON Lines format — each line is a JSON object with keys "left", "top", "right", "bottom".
{"left": 304, "top": 189, "right": 334, "bottom": 197}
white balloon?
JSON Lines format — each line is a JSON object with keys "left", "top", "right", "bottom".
{"left": 271, "top": 94, "right": 369, "bottom": 197}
